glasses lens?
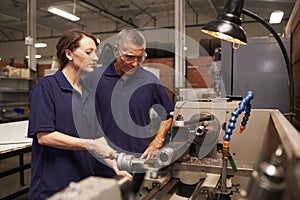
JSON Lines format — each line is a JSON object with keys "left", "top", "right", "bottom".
{"left": 119, "top": 49, "right": 146, "bottom": 63}
{"left": 125, "top": 55, "right": 143, "bottom": 62}
{"left": 123, "top": 54, "right": 145, "bottom": 63}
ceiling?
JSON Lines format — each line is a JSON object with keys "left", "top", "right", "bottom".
{"left": 0, "top": 0, "right": 296, "bottom": 43}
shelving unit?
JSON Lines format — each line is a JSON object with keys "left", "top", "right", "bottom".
{"left": 0, "top": 77, "right": 32, "bottom": 123}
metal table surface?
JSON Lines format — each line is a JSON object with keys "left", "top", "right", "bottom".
{"left": 0, "top": 120, "right": 32, "bottom": 200}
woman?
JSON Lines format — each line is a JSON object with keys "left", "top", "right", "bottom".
{"left": 27, "top": 29, "right": 131, "bottom": 200}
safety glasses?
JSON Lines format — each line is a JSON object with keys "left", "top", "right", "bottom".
{"left": 119, "top": 48, "right": 147, "bottom": 64}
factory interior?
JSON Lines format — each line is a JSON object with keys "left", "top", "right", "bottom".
{"left": 0, "top": 0, "right": 300, "bottom": 199}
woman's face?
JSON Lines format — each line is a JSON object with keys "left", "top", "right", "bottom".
{"left": 70, "top": 36, "right": 98, "bottom": 73}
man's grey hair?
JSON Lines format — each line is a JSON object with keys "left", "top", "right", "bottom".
{"left": 115, "top": 29, "right": 146, "bottom": 50}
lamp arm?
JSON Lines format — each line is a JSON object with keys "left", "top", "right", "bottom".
{"left": 242, "top": 9, "right": 294, "bottom": 116}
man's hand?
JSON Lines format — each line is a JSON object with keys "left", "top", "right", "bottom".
{"left": 140, "top": 137, "right": 164, "bottom": 159}
{"left": 140, "top": 118, "right": 172, "bottom": 159}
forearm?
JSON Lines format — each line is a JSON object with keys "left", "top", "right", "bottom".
{"left": 151, "top": 117, "right": 173, "bottom": 148}
{"left": 37, "top": 131, "right": 111, "bottom": 153}
{"left": 37, "top": 131, "right": 92, "bottom": 150}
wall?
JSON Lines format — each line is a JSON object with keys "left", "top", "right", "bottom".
{"left": 0, "top": 38, "right": 58, "bottom": 65}
{"left": 221, "top": 37, "right": 290, "bottom": 113}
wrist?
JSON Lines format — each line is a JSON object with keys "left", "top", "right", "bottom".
{"left": 82, "top": 139, "right": 97, "bottom": 151}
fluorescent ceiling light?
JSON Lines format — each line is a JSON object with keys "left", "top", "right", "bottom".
{"left": 34, "top": 43, "right": 47, "bottom": 48}
{"left": 26, "top": 55, "right": 42, "bottom": 59}
{"left": 48, "top": 6, "right": 80, "bottom": 21}
{"left": 269, "top": 10, "right": 284, "bottom": 24}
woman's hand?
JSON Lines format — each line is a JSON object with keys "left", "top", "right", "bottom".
{"left": 86, "top": 137, "right": 133, "bottom": 180}
{"left": 94, "top": 137, "right": 118, "bottom": 159}
{"left": 85, "top": 137, "right": 117, "bottom": 159}
{"left": 104, "top": 157, "right": 133, "bottom": 181}
{"left": 115, "top": 170, "right": 133, "bottom": 181}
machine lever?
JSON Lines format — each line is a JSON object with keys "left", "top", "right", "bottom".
{"left": 184, "top": 114, "right": 215, "bottom": 126}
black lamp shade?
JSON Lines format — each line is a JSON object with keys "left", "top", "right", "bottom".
{"left": 201, "top": 19, "right": 247, "bottom": 45}
{"left": 201, "top": 0, "right": 247, "bottom": 45}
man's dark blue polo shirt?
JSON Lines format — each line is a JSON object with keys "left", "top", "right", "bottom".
{"left": 92, "top": 62, "right": 174, "bottom": 154}
{"left": 87, "top": 62, "right": 174, "bottom": 177}
{"left": 27, "top": 70, "right": 96, "bottom": 200}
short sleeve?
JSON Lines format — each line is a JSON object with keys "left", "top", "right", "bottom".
{"left": 154, "top": 84, "right": 174, "bottom": 119}
{"left": 27, "top": 78, "right": 56, "bottom": 138}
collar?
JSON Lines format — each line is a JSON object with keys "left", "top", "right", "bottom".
{"left": 103, "top": 60, "right": 120, "bottom": 77}
{"left": 53, "top": 69, "right": 89, "bottom": 93}
{"left": 104, "top": 60, "right": 143, "bottom": 80}
{"left": 53, "top": 69, "right": 73, "bottom": 92}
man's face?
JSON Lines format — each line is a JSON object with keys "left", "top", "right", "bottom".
{"left": 115, "top": 42, "right": 146, "bottom": 76}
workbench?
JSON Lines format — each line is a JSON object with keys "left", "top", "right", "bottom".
{"left": 0, "top": 120, "right": 32, "bottom": 200}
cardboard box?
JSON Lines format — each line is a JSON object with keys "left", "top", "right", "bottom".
{"left": 8, "top": 67, "right": 20, "bottom": 78}
{"left": 20, "top": 68, "right": 30, "bottom": 78}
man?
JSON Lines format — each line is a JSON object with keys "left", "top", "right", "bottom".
{"left": 87, "top": 29, "right": 174, "bottom": 177}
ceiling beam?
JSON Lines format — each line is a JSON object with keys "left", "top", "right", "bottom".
{"left": 129, "top": 0, "right": 157, "bottom": 21}
{"left": 207, "top": 0, "right": 218, "bottom": 15}
{"left": 80, "top": 0, "right": 138, "bottom": 28}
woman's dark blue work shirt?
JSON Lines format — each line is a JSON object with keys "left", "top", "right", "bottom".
{"left": 27, "top": 70, "right": 97, "bottom": 200}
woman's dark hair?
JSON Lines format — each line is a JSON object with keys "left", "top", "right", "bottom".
{"left": 56, "top": 29, "right": 98, "bottom": 69}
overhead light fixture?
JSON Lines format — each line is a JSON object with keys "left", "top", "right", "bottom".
{"left": 47, "top": 6, "right": 80, "bottom": 21}
{"left": 34, "top": 43, "right": 47, "bottom": 48}
{"left": 201, "top": 0, "right": 294, "bottom": 119}
{"left": 269, "top": 10, "right": 284, "bottom": 24}
{"left": 26, "top": 55, "right": 42, "bottom": 59}
{"left": 96, "top": 38, "right": 101, "bottom": 45}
